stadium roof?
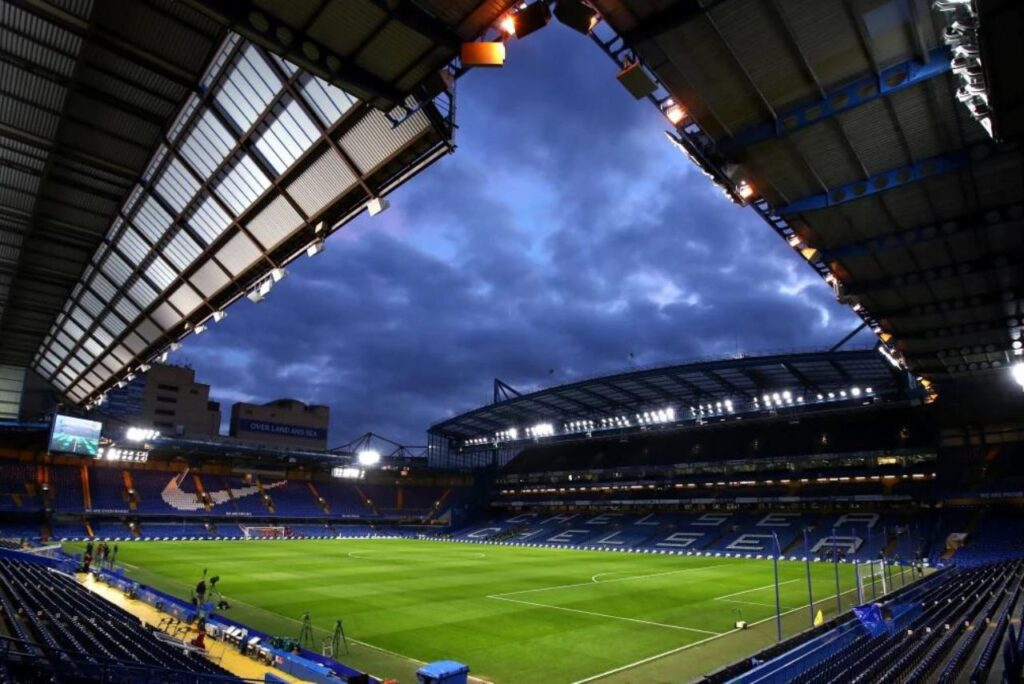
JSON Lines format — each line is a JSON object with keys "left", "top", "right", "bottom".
{"left": 1, "top": 0, "right": 518, "bottom": 407}
{"left": 591, "top": 0, "right": 1024, "bottom": 383}
{"left": 428, "top": 348, "right": 911, "bottom": 441}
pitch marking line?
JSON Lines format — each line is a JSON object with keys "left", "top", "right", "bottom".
{"left": 714, "top": 578, "right": 800, "bottom": 599}
{"left": 715, "top": 598, "right": 798, "bottom": 610}
{"left": 494, "top": 562, "right": 734, "bottom": 598}
{"left": 487, "top": 594, "right": 722, "bottom": 636}
{"left": 570, "top": 585, "right": 866, "bottom": 684}
{"left": 217, "top": 594, "right": 496, "bottom": 683}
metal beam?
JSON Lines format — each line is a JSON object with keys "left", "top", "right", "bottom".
{"left": 840, "top": 250, "right": 1024, "bottom": 296}
{"left": 819, "top": 203, "right": 1024, "bottom": 261}
{"left": 8, "top": 0, "right": 200, "bottom": 91}
{"left": 869, "top": 291, "right": 1021, "bottom": 321}
{"left": 622, "top": 0, "right": 731, "bottom": 46}
{"left": 715, "top": 47, "right": 951, "bottom": 156}
{"left": 181, "top": 0, "right": 406, "bottom": 109}
{"left": 775, "top": 149, "right": 973, "bottom": 216}
{"left": 893, "top": 318, "right": 1018, "bottom": 343}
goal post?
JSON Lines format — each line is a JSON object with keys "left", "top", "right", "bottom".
{"left": 857, "top": 559, "right": 889, "bottom": 601}
{"left": 240, "top": 525, "right": 291, "bottom": 540}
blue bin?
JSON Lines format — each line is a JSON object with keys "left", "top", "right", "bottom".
{"left": 416, "top": 660, "right": 470, "bottom": 684}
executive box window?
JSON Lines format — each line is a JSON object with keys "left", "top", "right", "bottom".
{"left": 156, "top": 396, "right": 177, "bottom": 404}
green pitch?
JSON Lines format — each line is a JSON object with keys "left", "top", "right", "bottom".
{"left": 72, "top": 539, "right": 909, "bottom": 683}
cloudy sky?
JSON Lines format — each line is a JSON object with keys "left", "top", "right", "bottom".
{"left": 170, "top": 24, "right": 872, "bottom": 445}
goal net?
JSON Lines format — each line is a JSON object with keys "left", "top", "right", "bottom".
{"left": 241, "top": 525, "right": 291, "bottom": 540}
{"left": 857, "top": 559, "right": 889, "bottom": 599}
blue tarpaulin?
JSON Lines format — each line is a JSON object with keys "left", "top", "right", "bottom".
{"left": 853, "top": 603, "right": 887, "bottom": 637}
{"left": 417, "top": 660, "right": 470, "bottom": 684}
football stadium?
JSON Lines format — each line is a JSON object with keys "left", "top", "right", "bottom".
{"left": 1, "top": 0, "right": 1024, "bottom": 682}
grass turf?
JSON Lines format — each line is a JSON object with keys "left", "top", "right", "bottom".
{"left": 66, "top": 539, "right": 911, "bottom": 683}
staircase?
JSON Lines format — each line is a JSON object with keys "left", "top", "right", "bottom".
{"left": 256, "top": 478, "right": 275, "bottom": 513}
{"left": 308, "top": 482, "right": 330, "bottom": 514}
{"left": 354, "top": 486, "right": 378, "bottom": 516}
{"left": 122, "top": 470, "right": 137, "bottom": 511}
{"left": 426, "top": 487, "right": 453, "bottom": 521}
{"left": 80, "top": 464, "right": 92, "bottom": 510}
{"left": 192, "top": 473, "right": 212, "bottom": 510}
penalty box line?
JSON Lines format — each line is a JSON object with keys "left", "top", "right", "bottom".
{"left": 491, "top": 562, "right": 735, "bottom": 598}
{"left": 569, "top": 584, "right": 868, "bottom": 684}
{"left": 487, "top": 594, "right": 722, "bottom": 636}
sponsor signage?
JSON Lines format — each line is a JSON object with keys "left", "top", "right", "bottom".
{"left": 237, "top": 419, "right": 327, "bottom": 441}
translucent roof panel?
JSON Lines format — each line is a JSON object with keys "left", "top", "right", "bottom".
{"left": 34, "top": 32, "right": 451, "bottom": 405}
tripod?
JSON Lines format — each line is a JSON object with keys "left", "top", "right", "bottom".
{"left": 298, "top": 611, "right": 314, "bottom": 647}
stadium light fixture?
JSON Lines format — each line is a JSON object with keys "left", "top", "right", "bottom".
{"left": 510, "top": 2, "right": 552, "bottom": 39}
{"left": 125, "top": 427, "right": 160, "bottom": 442}
{"left": 306, "top": 239, "right": 326, "bottom": 258}
{"left": 737, "top": 181, "right": 756, "bottom": 200}
{"left": 367, "top": 196, "right": 391, "bottom": 216}
{"left": 662, "top": 101, "right": 687, "bottom": 125}
{"left": 170, "top": 342, "right": 181, "bottom": 352}
{"left": 499, "top": 14, "right": 516, "bottom": 36}
{"left": 461, "top": 41, "right": 506, "bottom": 67}
{"left": 193, "top": 323, "right": 208, "bottom": 335}
{"left": 1012, "top": 362, "right": 1024, "bottom": 391}
{"left": 212, "top": 310, "right": 227, "bottom": 323}
{"left": 139, "top": 363, "right": 151, "bottom": 373}
{"left": 554, "top": 0, "right": 600, "bottom": 35}
{"left": 357, "top": 449, "right": 381, "bottom": 466}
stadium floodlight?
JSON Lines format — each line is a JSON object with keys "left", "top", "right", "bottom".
{"left": 306, "top": 239, "right": 326, "bottom": 258}
{"left": 367, "top": 197, "right": 391, "bottom": 216}
{"left": 865, "top": 387, "right": 873, "bottom": 394}
{"left": 270, "top": 268, "right": 287, "bottom": 282}
{"left": 737, "top": 181, "right": 756, "bottom": 200}
{"left": 125, "top": 427, "right": 160, "bottom": 442}
{"left": 461, "top": 41, "right": 506, "bottom": 67}
{"left": 357, "top": 449, "right": 381, "bottom": 466}
{"left": 193, "top": 323, "right": 208, "bottom": 335}
{"left": 139, "top": 363, "right": 151, "bottom": 373}
{"left": 499, "top": 14, "right": 516, "bottom": 35}
{"left": 554, "top": 0, "right": 600, "bottom": 35}
{"left": 1012, "top": 362, "right": 1024, "bottom": 391}
{"left": 212, "top": 310, "right": 227, "bottom": 323}
{"left": 851, "top": 387, "right": 862, "bottom": 397}
{"left": 509, "top": 2, "right": 552, "bottom": 39}
{"left": 662, "top": 100, "right": 686, "bottom": 125}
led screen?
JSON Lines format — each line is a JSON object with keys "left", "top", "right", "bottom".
{"left": 48, "top": 414, "right": 102, "bottom": 456}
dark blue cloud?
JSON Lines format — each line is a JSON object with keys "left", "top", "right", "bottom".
{"left": 171, "top": 25, "right": 872, "bottom": 445}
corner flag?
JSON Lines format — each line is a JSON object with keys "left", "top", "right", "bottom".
{"left": 813, "top": 609, "right": 825, "bottom": 626}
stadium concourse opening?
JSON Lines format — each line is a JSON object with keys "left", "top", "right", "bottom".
{"left": 2, "top": 0, "right": 1024, "bottom": 683}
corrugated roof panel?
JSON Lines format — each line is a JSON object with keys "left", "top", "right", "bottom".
{"left": 285, "top": 148, "right": 356, "bottom": 216}
{"left": 188, "top": 193, "right": 232, "bottom": 244}
{"left": 167, "top": 282, "right": 203, "bottom": 317}
{"left": 339, "top": 107, "right": 429, "bottom": 173}
{"left": 298, "top": 74, "right": 357, "bottom": 127}
{"left": 116, "top": 228, "right": 149, "bottom": 264}
{"left": 214, "top": 44, "right": 279, "bottom": 131}
{"left": 0, "top": 96, "right": 60, "bottom": 139}
{"left": 148, "top": 301, "right": 179, "bottom": 331}
{"left": 145, "top": 254, "right": 177, "bottom": 291}
{"left": 181, "top": 108, "right": 235, "bottom": 177}
{"left": 155, "top": 158, "right": 201, "bottom": 213}
{"left": 213, "top": 152, "right": 271, "bottom": 215}
{"left": 306, "top": 0, "right": 387, "bottom": 57}
{"left": 247, "top": 194, "right": 303, "bottom": 250}
{"left": 253, "top": 96, "right": 319, "bottom": 175}
{"left": 101, "top": 310, "right": 127, "bottom": 338}
{"left": 355, "top": 20, "right": 434, "bottom": 82}
{"left": 214, "top": 231, "right": 261, "bottom": 276}
{"left": 188, "top": 260, "right": 230, "bottom": 298}
{"left": 163, "top": 229, "right": 202, "bottom": 271}
{"left": 128, "top": 279, "right": 158, "bottom": 309}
